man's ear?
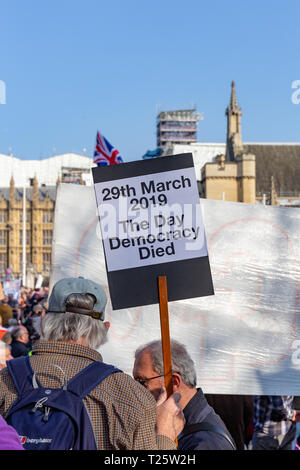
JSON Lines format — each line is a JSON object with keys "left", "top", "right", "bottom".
{"left": 172, "top": 372, "right": 181, "bottom": 391}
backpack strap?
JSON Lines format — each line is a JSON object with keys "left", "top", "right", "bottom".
{"left": 179, "top": 422, "right": 236, "bottom": 450}
{"left": 6, "top": 356, "right": 37, "bottom": 397}
{"left": 66, "top": 362, "right": 121, "bottom": 398}
{"left": 7, "top": 356, "right": 120, "bottom": 398}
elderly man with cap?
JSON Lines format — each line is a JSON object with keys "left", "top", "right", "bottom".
{"left": 0, "top": 277, "right": 184, "bottom": 450}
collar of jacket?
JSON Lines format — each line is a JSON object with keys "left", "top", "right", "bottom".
{"left": 31, "top": 340, "right": 103, "bottom": 363}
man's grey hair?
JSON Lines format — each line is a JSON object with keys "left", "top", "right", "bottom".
{"left": 135, "top": 339, "right": 197, "bottom": 388}
{"left": 41, "top": 312, "right": 107, "bottom": 350}
{"left": 41, "top": 292, "right": 108, "bottom": 350}
{"left": 11, "top": 326, "right": 27, "bottom": 341}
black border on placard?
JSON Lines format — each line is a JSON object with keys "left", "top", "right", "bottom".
{"left": 92, "top": 153, "right": 194, "bottom": 183}
{"left": 107, "top": 256, "right": 214, "bottom": 310}
{"left": 92, "top": 153, "right": 214, "bottom": 310}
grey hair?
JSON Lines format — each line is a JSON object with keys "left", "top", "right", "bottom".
{"left": 135, "top": 339, "right": 197, "bottom": 388}
{"left": 11, "top": 326, "right": 27, "bottom": 341}
{"left": 41, "top": 312, "right": 108, "bottom": 350}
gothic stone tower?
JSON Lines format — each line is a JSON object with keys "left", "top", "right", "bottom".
{"left": 200, "top": 82, "right": 256, "bottom": 204}
{"left": 225, "top": 81, "right": 243, "bottom": 161}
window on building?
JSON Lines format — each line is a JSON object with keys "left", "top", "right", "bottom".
{"left": 0, "top": 230, "right": 6, "bottom": 246}
{"left": 43, "top": 212, "right": 53, "bottom": 223}
{"left": 0, "top": 253, "right": 6, "bottom": 273}
{"left": 42, "top": 252, "right": 51, "bottom": 271}
{"left": 0, "top": 212, "right": 6, "bottom": 223}
{"left": 19, "top": 213, "right": 30, "bottom": 223}
{"left": 43, "top": 230, "right": 52, "bottom": 246}
{"left": 19, "top": 230, "right": 30, "bottom": 246}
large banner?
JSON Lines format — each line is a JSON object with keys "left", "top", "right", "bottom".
{"left": 50, "top": 183, "right": 300, "bottom": 395}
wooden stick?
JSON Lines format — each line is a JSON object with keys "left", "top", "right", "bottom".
{"left": 158, "top": 275, "right": 178, "bottom": 448}
{"left": 158, "top": 275, "right": 173, "bottom": 398}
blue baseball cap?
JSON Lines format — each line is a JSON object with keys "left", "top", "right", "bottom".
{"left": 48, "top": 277, "right": 107, "bottom": 320}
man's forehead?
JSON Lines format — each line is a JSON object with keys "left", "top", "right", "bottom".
{"left": 134, "top": 350, "right": 155, "bottom": 373}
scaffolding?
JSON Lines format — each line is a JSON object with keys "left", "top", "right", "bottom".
{"left": 156, "top": 109, "right": 203, "bottom": 148}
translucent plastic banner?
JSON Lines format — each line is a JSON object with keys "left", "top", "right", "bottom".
{"left": 50, "top": 183, "right": 300, "bottom": 394}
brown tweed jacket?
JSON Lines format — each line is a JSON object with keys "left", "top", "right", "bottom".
{"left": 0, "top": 340, "right": 175, "bottom": 450}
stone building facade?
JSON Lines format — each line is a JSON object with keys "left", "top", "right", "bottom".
{"left": 0, "top": 176, "right": 55, "bottom": 283}
{"left": 199, "top": 82, "right": 256, "bottom": 204}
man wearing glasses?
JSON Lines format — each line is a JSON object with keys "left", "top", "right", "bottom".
{"left": 10, "top": 326, "right": 31, "bottom": 358}
{"left": 133, "top": 339, "right": 236, "bottom": 450}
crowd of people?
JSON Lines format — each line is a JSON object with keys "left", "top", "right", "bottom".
{"left": 0, "top": 286, "right": 48, "bottom": 362}
{"left": 0, "top": 278, "right": 299, "bottom": 452}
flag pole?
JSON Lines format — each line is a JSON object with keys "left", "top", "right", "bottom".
{"left": 22, "top": 183, "right": 26, "bottom": 286}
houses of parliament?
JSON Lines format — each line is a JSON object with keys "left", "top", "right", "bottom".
{"left": 0, "top": 82, "right": 299, "bottom": 284}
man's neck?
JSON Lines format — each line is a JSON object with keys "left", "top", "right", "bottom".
{"left": 180, "top": 386, "right": 198, "bottom": 409}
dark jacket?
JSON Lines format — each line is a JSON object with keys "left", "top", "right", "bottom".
{"left": 10, "top": 340, "right": 30, "bottom": 358}
{"left": 178, "top": 388, "right": 235, "bottom": 450}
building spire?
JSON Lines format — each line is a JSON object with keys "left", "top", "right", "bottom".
{"left": 9, "top": 175, "right": 15, "bottom": 201}
{"left": 225, "top": 81, "right": 243, "bottom": 161}
{"left": 230, "top": 81, "right": 239, "bottom": 111}
{"left": 33, "top": 175, "right": 38, "bottom": 204}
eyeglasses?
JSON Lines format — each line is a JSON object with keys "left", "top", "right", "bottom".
{"left": 135, "top": 374, "right": 165, "bottom": 387}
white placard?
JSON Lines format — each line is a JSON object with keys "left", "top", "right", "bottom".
{"left": 94, "top": 167, "right": 207, "bottom": 272}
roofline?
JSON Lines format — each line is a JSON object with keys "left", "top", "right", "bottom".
{"left": 244, "top": 142, "right": 300, "bottom": 146}
{"left": 0, "top": 153, "right": 93, "bottom": 161}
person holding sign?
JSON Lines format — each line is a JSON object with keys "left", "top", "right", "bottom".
{"left": 133, "top": 340, "right": 236, "bottom": 450}
{"left": 0, "top": 277, "right": 184, "bottom": 450}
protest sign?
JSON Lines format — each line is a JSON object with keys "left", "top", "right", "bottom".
{"left": 92, "top": 154, "right": 214, "bottom": 309}
{"left": 51, "top": 183, "right": 300, "bottom": 395}
{"left": 35, "top": 275, "right": 43, "bottom": 289}
{"left": 3, "top": 279, "right": 21, "bottom": 299}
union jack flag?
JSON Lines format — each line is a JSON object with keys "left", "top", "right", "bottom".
{"left": 93, "top": 131, "right": 124, "bottom": 166}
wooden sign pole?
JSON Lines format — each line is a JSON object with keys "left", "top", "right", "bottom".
{"left": 158, "top": 275, "right": 173, "bottom": 398}
{"left": 158, "top": 275, "right": 179, "bottom": 447}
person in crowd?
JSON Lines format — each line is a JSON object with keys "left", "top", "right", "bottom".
{"left": 7, "top": 318, "right": 19, "bottom": 331}
{"left": 10, "top": 326, "right": 31, "bottom": 358}
{"left": 1, "top": 331, "right": 12, "bottom": 346}
{"left": 17, "top": 292, "right": 29, "bottom": 323}
{"left": 133, "top": 339, "right": 235, "bottom": 450}
{"left": 0, "top": 277, "right": 184, "bottom": 450}
{"left": 252, "top": 395, "right": 296, "bottom": 450}
{"left": 0, "top": 297, "right": 13, "bottom": 328}
{"left": 0, "top": 342, "right": 13, "bottom": 370}
{"left": 7, "top": 294, "right": 18, "bottom": 310}
{"left": 28, "top": 288, "right": 42, "bottom": 309}
{"left": 0, "top": 415, "right": 23, "bottom": 450}
{"left": 0, "top": 316, "right": 7, "bottom": 341}
{"left": 204, "top": 394, "right": 254, "bottom": 450}
{"left": 23, "top": 303, "right": 45, "bottom": 344}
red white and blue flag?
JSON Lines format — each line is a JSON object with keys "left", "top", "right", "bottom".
{"left": 93, "top": 131, "right": 124, "bottom": 166}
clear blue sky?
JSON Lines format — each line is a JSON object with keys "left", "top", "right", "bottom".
{"left": 0, "top": 0, "right": 299, "bottom": 162}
